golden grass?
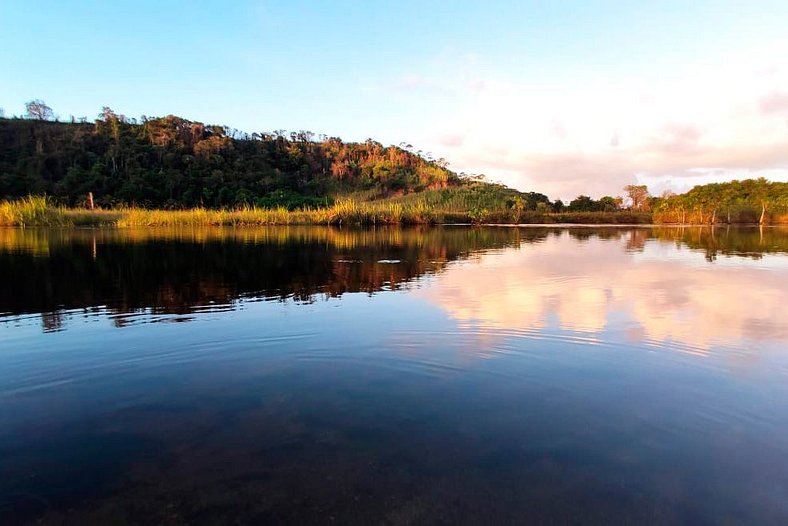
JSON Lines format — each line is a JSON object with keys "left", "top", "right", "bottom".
{"left": 0, "top": 196, "right": 70, "bottom": 227}
{"left": 107, "top": 201, "right": 438, "bottom": 227}
{"left": 0, "top": 196, "right": 653, "bottom": 227}
{"left": 0, "top": 198, "right": 445, "bottom": 227}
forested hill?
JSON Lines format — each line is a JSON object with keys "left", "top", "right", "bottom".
{"left": 0, "top": 112, "right": 459, "bottom": 208}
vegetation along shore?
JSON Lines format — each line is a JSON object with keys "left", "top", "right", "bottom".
{"left": 0, "top": 196, "right": 654, "bottom": 227}
{"left": 1, "top": 102, "right": 786, "bottom": 226}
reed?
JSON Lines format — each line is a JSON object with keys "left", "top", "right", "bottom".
{"left": 0, "top": 196, "right": 653, "bottom": 227}
{"left": 0, "top": 196, "right": 71, "bottom": 227}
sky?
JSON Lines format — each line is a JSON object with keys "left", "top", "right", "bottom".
{"left": 2, "top": 0, "right": 788, "bottom": 200}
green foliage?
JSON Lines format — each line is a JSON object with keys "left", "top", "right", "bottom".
{"left": 653, "top": 178, "right": 788, "bottom": 224}
{"left": 567, "top": 194, "right": 623, "bottom": 212}
{"left": 255, "top": 190, "right": 333, "bottom": 210}
{"left": 0, "top": 115, "right": 458, "bottom": 208}
{"left": 568, "top": 195, "right": 597, "bottom": 212}
{"left": 384, "top": 181, "right": 537, "bottom": 216}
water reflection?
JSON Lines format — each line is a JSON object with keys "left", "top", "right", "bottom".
{"left": 0, "top": 226, "right": 523, "bottom": 330}
{"left": 2, "top": 226, "right": 788, "bottom": 524}
{"left": 1, "top": 226, "right": 787, "bottom": 343}
{"left": 420, "top": 228, "right": 788, "bottom": 354}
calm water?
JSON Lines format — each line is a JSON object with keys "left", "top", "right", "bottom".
{"left": 1, "top": 226, "right": 787, "bottom": 524}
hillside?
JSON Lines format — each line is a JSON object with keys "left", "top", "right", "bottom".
{"left": 4, "top": 112, "right": 784, "bottom": 227}
{"left": 0, "top": 113, "right": 459, "bottom": 208}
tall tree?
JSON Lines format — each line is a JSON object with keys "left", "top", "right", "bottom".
{"left": 25, "top": 99, "right": 54, "bottom": 121}
{"left": 624, "top": 184, "right": 650, "bottom": 211}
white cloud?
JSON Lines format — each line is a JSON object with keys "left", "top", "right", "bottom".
{"left": 406, "top": 45, "right": 788, "bottom": 200}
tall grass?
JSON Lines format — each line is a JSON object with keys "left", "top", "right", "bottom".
{"left": 0, "top": 196, "right": 70, "bottom": 226}
{"left": 0, "top": 196, "right": 653, "bottom": 227}
{"left": 105, "top": 200, "right": 445, "bottom": 227}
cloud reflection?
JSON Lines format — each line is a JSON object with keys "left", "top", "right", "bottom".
{"left": 420, "top": 231, "right": 788, "bottom": 353}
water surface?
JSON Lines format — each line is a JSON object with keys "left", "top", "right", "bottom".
{"left": 1, "top": 226, "right": 787, "bottom": 524}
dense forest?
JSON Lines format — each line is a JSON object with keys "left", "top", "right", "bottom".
{"left": 0, "top": 102, "right": 632, "bottom": 214}
{"left": 0, "top": 104, "right": 458, "bottom": 208}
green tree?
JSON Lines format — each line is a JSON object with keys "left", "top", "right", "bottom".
{"left": 569, "top": 195, "right": 602, "bottom": 212}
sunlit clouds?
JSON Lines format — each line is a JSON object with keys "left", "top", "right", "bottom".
{"left": 5, "top": 2, "right": 788, "bottom": 201}
{"left": 400, "top": 45, "right": 788, "bottom": 200}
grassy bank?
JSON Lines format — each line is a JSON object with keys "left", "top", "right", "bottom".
{"left": 0, "top": 196, "right": 73, "bottom": 227}
{"left": 1, "top": 196, "right": 653, "bottom": 227}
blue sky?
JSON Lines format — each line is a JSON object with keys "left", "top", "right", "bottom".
{"left": 2, "top": 1, "right": 788, "bottom": 199}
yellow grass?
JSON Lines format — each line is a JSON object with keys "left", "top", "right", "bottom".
{"left": 0, "top": 198, "right": 445, "bottom": 227}
{"left": 0, "top": 197, "right": 653, "bottom": 227}
{"left": 0, "top": 196, "right": 70, "bottom": 227}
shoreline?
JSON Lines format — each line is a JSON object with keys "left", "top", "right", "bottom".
{"left": 3, "top": 198, "right": 785, "bottom": 228}
{"left": 1, "top": 198, "right": 654, "bottom": 228}
{"left": 3, "top": 222, "right": 785, "bottom": 230}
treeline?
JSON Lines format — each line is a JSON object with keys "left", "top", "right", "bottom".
{"left": 0, "top": 106, "right": 458, "bottom": 208}
{"left": 557, "top": 185, "right": 649, "bottom": 213}
{"left": 0, "top": 102, "right": 665, "bottom": 215}
{"left": 652, "top": 179, "right": 788, "bottom": 224}
{"left": 5, "top": 103, "right": 784, "bottom": 224}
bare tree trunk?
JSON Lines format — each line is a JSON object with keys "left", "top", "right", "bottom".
{"left": 87, "top": 192, "right": 94, "bottom": 210}
{"left": 759, "top": 203, "right": 767, "bottom": 225}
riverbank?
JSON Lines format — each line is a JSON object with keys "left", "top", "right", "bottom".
{"left": 0, "top": 197, "right": 653, "bottom": 227}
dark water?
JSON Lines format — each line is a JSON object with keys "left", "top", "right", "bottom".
{"left": 1, "top": 225, "right": 787, "bottom": 524}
